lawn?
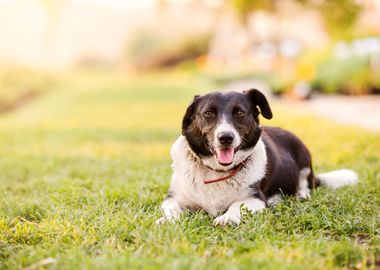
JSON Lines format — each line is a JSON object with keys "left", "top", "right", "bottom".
{"left": 0, "top": 70, "right": 379, "bottom": 269}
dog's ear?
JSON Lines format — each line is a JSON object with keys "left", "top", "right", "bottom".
{"left": 182, "top": 95, "right": 201, "bottom": 134}
{"left": 244, "top": 89, "right": 273, "bottom": 120}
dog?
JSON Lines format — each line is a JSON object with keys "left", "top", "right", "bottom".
{"left": 156, "top": 89, "right": 358, "bottom": 226}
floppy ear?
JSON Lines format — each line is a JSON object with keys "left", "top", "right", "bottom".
{"left": 244, "top": 89, "right": 273, "bottom": 120}
{"left": 181, "top": 95, "right": 212, "bottom": 156}
{"left": 182, "top": 95, "right": 200, "bottom": 134}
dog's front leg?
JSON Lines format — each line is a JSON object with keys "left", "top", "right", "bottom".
{"left": 213, "top": 198, "right": 266, "bottom": 226}
{"left": 156, "top": 196, "right": 183, "bottom": 225}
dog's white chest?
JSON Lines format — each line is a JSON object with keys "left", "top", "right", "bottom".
{"left": 169, "top": 136, "right": 267, "bottom": 217}
{"left": 189, "top": 171, "right": 251, "bottom": 216}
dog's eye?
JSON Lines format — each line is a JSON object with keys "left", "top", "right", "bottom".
{"left": 234, "top": 110, "right": 245, "bottom": 118}
{"left": 203, "top": 111, "right": 215, "bottom": 118}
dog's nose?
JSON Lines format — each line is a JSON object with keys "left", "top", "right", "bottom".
{"left": 218, "top": 132, "right": 235, "bottom": 146}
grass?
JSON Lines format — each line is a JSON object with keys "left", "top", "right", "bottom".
{"left": 0, "top": 70, "right": 379, "bottom": 269}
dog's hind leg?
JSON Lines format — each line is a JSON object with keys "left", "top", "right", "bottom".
{"left": 297, "top": 167, "right": 311, "bottom": 199}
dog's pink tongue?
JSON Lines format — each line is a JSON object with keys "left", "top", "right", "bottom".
{"left": 216, "top": 148, "right": 234, "bottom": 164}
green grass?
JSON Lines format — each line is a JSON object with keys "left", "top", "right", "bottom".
{"left": 0, "top": 71, "right": 379, "bottom": 269}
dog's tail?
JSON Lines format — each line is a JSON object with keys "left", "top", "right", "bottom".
{"left": 316, "top": 169, "right": 358, "bottom": 189}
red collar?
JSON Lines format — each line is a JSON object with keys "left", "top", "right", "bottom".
{"left": 203, "top": 163, "right": 244, "bottom": 184}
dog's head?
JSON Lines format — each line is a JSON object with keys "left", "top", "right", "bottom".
{"left": 182, "top": 89, "right": 272, "bottom": 170}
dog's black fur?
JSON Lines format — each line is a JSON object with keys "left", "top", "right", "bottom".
{"left": 260, "top": 126, "right": 315, "bottom": 198}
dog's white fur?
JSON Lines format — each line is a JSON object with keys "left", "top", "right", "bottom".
{"left": 317, "top": 169, "right": 358, "bottom": 189}
{"left": 267, "top": 194, "right": 283, "bottom": 207}
{"left": 297, "top": 168, "right": 311, "bottom": 199}
{"left": 213, "top": 198, "right": 266, "bottom": 226}
{"left": 156, "top": 135, "right": 267, "bottom": 225}
{"left": 213, "top": 115, "right": 241, "bottom": 149}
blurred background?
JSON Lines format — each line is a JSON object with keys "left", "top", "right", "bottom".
{"left": 2, "top": 2, "right": 380, "bottom": 268}
{"left": 0, "top": 0, "right": 380, "bottom": 130}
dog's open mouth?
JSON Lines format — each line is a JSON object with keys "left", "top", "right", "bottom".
{"left": 215, "top": 147, "right": 235, "bottom": 165}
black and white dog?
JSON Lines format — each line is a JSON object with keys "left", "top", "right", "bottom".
{"left": 156, "top": 89, "right": 358, "bottom": 226}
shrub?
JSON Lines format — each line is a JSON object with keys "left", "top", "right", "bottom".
{"left": 313, "top": 55, "right": 378, "bottom": 95}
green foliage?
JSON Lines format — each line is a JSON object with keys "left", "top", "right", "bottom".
{"left": 0, "top": 71, "right": 379, "bottom": 269}
{"left": 229, "top": 0, "right": 363, "bottom": 39}
{"left": 297, "top": 44, "right": 380, "bottom": 95}
{"left": 230, "top": 0, "right": 275, "bottom": 23}
{"left": 314, "top": 55, "right": 376, "bottom": 95}
{"left": 317, "top": 0, "right": 362, "bottom": 40}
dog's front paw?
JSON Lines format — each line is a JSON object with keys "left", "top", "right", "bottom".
{"left": 213, "top": 213, "right": 240, "bottom": 226}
